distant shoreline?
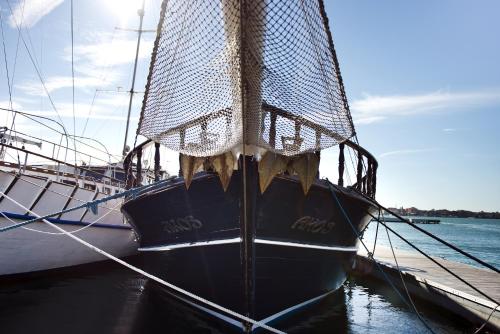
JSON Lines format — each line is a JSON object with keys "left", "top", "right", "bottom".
{"left": 387, "top": 207, "right": 500, "bottom": 220}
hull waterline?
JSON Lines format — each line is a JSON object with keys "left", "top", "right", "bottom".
{"left": 122, "top": 161, "right": 375, "bottom": 329}
{"left": 0, "top": 170, "right": 138, "bottom": 276}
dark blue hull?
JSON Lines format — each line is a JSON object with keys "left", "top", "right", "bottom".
{"left": 122, "top": 163, "right": 375, "bottom": 330}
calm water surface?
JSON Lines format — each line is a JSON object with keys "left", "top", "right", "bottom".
{"left": 1, "top": 217, "right": 496, "bottom": 333}
{"left": 362, "top": 217, "right": 500, "bottom": 268}
{"left": 0, "top": 259, "right": 472, "bottom": 333}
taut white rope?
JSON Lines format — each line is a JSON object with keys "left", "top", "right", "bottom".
{"left": 0, "top": 190, "right": 284, "bottom": 334}
{"left": 0, "top": 201, "right": 123, "bottom": 235}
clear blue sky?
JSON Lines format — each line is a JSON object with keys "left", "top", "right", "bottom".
{"left": 0, "top": 0, "right": 499, "bottom": 211}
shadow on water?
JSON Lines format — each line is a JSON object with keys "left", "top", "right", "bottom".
{"left": 0, "top": 257, "right": 486, "bottom": 334}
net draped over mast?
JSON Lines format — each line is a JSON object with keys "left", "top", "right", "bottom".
{"left": 138, "top": 0, "right": 355, "bottom": 157}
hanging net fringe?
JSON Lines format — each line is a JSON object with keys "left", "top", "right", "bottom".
{"left": 138, "top": 0, "right": 355, "bottom": 157}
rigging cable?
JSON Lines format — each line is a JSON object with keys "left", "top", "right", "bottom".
{"left": 81, "top": 89, "right": 98, "bottom": 137}
{"left": 368, "top": 210, "right": 500, "bottom": 331}
{"left": 0, "top": 200, "right": 122, "bottom": 236}
{"left": 70, "top": 0, "right": 78, "bottom": 170}
{"left": 366, "top": 199, "right": 500, "bottom": 274}
{"left": 81, "top": 26, "right": 118, "bottom": 138}
{"left": 0, "top": 10, "right": 22, "bottom": 167}
{"left": 0, "top": 108, "right": 121, "bottom": 163}
{"left": 0, "top": 11, "right": 13, "bottom": 112}
{"left": 366, "top": 211, "right": 500, "bottom": 306}
{"left": 6, "top": 0, "right": 26, "bottom": 123}
{"left": 327, "top": 181, "right": 436, "bottom": 333}
{"left": 370, "top": 209, "right": 381, "bottom": 257}
{"left": 5, "top": 0, "right": 66, "bottom": 131}
{"left": 381, "top": 211, "right": 431, "bottom": 330}
{"left": 0, "top": 189, "right": 284, "bottom": 334}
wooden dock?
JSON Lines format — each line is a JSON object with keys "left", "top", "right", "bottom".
{"left": 375, "top": 217, "right": 440, "bottom": 224}
{"left": 353, "top": 245, "right": 500, "bottom": 331}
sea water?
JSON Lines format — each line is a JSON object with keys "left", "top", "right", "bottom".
{"left": 362, "top": 217, "right": 500, "bottom": 269}
{"left": 1, "top": 217, "right": 496, "bottom": 333}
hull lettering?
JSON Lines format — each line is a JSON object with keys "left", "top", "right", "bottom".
{"left": 161, "top": 216, "right": 203, "bottom": 234}
{"left": 291, "top": 216, "right": 335, "bottom": 234}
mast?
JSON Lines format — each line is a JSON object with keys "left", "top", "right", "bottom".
{"left": 122, "top": 0, "right": 146, "bottom": 157}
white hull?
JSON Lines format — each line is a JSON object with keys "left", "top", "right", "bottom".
{"left": 0, "top": 169, "right": 138, "bottom": 276}
{"left": 0, "top": 218, "right": 137, "bottom": 276}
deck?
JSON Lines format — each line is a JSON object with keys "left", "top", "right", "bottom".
{"left": 353, "top": 245, "right": 500, "bottom": 331}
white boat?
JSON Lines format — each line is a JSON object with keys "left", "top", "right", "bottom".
{"left": 0, "top": 119, "right": 139, "bottom": 277}
{"left": 0, "top": 0, "right": 157, "bottom": 276}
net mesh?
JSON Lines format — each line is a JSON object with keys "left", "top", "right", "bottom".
{"left": 139, "top": 0, "right": 355, "bottom": 157}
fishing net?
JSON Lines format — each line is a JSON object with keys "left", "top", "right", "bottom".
{"left": 138, "top": 0, "right": 355, "bottom": 157}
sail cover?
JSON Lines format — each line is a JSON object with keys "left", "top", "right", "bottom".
{"left": 138, "top": 0, "right": 355, "bottom": 157}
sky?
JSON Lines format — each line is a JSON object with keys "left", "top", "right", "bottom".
{"left": 0, "top": 0, "right": 499, "bottom": 211}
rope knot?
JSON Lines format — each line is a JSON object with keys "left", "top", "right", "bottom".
{"left": 88, "top": 202, "right": 98, "bottom": 215}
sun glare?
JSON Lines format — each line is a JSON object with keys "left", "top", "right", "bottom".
{"left": 105, "top": 0, "right": 143, "bottom": 24}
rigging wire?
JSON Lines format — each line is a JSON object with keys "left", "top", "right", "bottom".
{"left": 5, "top": 0, "right": 66, "bottom": 131}
{"left": 81, "top": 89, "right": 98, "bottom": 138}
{"left": 0, "top": 12, "right": 13, "bottom": 112}
{"left": 0, "top": 190, "right": 284, "bottom": 334}
{"left": 0, "top": 10, "right": 22, "bottom": 166}
{"left": 0, "top": 108, "right": 121, "bottom": 163}
{"left": 474, "top": 304, "right": 499, "bottom": 334}
{"left": 367, "top": 211, "right": 500, "bottom": 306}
{"left": 81, "top": 27, "right": 119, "bottom": 138}
{"left": 70, "top": 0, "right": 78, "bottom": 171}
{"left": 327, "top": 181, "right": 436, "bottom": 333}
{"left": 4, "top": 128, "right": 113, "bottom": 166}
{"left": 370, "top": 209, "right": 380, "bottom": 257}
{"left": 381, "top": 211, "right": 434, "bottom": 332}
{"left": 370, "top": 200, "right": 500, "bottom": 274}
{"left": 0, "top": 200, "right": 122, "bottom": 236}
{"left": 5, "top": 0, "right": 26, "bottom": 127}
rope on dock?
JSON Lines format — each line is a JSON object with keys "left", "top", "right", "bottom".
{"left": 0, "top": 189, "right": 284, "bottom": 334}
{"left": 326, "top": 181, "right": 437, "bottom": 334}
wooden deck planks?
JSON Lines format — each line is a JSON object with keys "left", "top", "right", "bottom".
{"left": 359, "top": 245, "right": 500, "bottom": 302}
{"left": 355, "top": 245, "right": 500, "bottom": 331}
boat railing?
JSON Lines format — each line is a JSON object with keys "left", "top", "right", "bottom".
{"left": 260, "top": 104, "right": 377, "bottom": 198}
{"left": 123, "top": 139, "right": 162, "bottom": 189}
{"left": 126, "top": 104, "right": 377, "bottom": 198}
{"left": 341, "top": 139, "right": 377, "bottom": 199}
{"left": 1, "top": 108, "right": 122, "bottom": 164}
{"left": 0, "top": 109, "right": 124, "bottom": 187}
{"left": 1, "top": 127, "right": 116, "bottom": 167}
{"left": 0, "top": 143, "right": 124, "bottom": 187}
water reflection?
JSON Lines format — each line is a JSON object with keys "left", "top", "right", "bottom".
{"left": 0, "top": 260, "right": 471, "bottom": 333}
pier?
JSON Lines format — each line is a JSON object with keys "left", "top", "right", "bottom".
{"left": 353, "top": 246, "right": 500, "bottom": 332}
{"left": 376, "top": 217, "right": 440, "bottom": 224}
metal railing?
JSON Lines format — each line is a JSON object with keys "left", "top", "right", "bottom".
{"left": 125, "top": 104, "right": 378, "bottom": 198}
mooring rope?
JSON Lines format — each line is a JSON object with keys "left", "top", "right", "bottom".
{"left": 364, "top": 197, "right": 500, "bottom": 274}
{"left": 10, "top": 174, "right": 121, "bottom": 212}
{"left": 366, "top": 206, "right": 499, "bottom": 331}
{"left": 0, "top": 178, "right": 173, "bottom": 233}
{"left": 0, "top": 190, "right": 284, "bottom": 333}
{"left": 367, "top": 212, "right": 500, "bottom": 306}
{"left": 474, "top": 304, "right": 500, "bottom": 334}
{"left": 326, "top": 181, "right": 436, "bottom": 334}
{"left": 0, "top": 200, "right": 122, "bottom": 236}
{"left": 370, "top": 209, "right": 380, "bottom": 258}
{"left": 381, "top": 211, "right": 429, "bottom": 329}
